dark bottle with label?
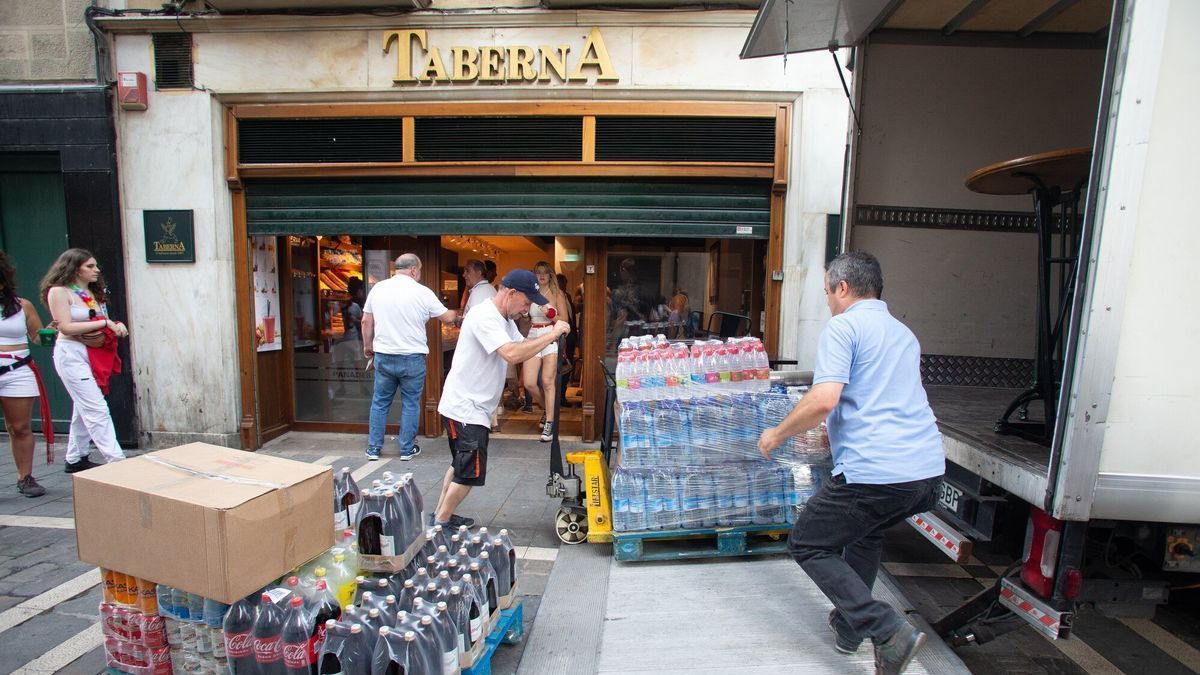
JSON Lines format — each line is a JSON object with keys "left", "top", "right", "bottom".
{"left": 223, "top": 596, "right": 258, "bottom": 674}
{"left": 282, "top": 596, "right": 315, "bottom": 675}
{"left": 252, "top": 592, "right": 288, "bottom": 675}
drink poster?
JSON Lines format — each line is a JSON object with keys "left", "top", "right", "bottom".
{"left": 253, "top": 236, "right": 282, "bottom": 352}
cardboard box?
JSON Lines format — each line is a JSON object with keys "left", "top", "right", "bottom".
{"left": 358, "top": 532, "right": 426, "bottom": 574}
{"left": 74, "top": 443, "right": 333, "bottom": 604}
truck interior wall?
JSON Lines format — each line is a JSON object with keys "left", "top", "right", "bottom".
{"left": 850, "top": 42, "right": 1105, "bottom": 360}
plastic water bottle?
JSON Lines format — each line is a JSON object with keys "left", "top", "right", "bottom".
{"left": 715, "top": 342, "right": 733, "bottom": 390}
{"left": 626, "top": 352, "right": 644, "bottom": 402}
{"left": 651, "top": 468, "right": 680, "bottom": 530}
{"left": 701, "top": 343, "right": 720, "bottom": 395}
{"left": 730, "top": 393, "right": 759, "bottom": 460}
{"left": 681, "top": 469, "right": 717, "bottom": 529}
{"left": 644, "top": 469, "right": 664, "bottom": 531}
{"left": 751, "top": 463, "right": 784, "bottom": 525}
{"left": 627, "top": 470, "right": 647, "bottom": 531}
{"left": 689, "top": 344, "right": 707, "bottom": 397}
{"left": 753, "top": 339, "right": 771, "bottom": 393}
{"left": 611, "top": 468, "right": 632, "bottom": 532}
{"left": 732, "top": 465, "right": 752, "bottom": 526}
{"left": 653, "top": 401, "right": 682, "bottom": 465}
{"left": 690, "top": 397, "right": 715, "bottom": 464}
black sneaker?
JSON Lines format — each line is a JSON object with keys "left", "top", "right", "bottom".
{"left": 828, "top": 609, "right": 861, "bottom": 654}
{"left": 447, "top": 514, "right": 475, "bottom": 529}
{"left": 540, "top": 420, "right": 554, "bottom": 442}
{"left": 874, "top": 621, "right": 926, "bottom": 675}
{"left": 400, "top": 444, "right": 421, "bottom": 461}
{"left": 64, "top": 457, "right": 101, "bottom": 474}
{"left": 17, "top": 475, "right": 46, "bottom": 498}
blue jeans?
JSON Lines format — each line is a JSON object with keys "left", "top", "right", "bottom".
{"left": 368, "top": 353, "right": 426, "bottom": 453}
{"left": 787, "top": 472, "right": 941, "bottom": 642}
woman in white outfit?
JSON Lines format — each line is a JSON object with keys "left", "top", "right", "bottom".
{"left": 0, "top": 251, "right": 48, "bottom": 497}
{"left": 523, "top": 261, "right": 568, "bottom": 442}
{"left": 40, "top": 249, "right": 128, "bottom": 473}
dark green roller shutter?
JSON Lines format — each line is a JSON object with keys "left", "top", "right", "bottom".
{"left": 245, "top": 178, "right": 770, "bottom": 239}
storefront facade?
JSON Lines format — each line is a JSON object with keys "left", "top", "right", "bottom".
{"left": 99, "top": 10, "right": 849, "bottom": 448}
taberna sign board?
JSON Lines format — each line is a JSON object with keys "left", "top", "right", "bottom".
{"left": 384, "top": 27, "right": 619, "bottom": 85}
{"left": 143, "top": 210, "right": 195, "bottom": 263}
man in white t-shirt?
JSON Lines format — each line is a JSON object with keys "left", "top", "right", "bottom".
{"left": 433, "top": 269, "right": 569, "bottom": 529}
{"left": 362, "top": 253, "right": 456, "bottom": 461}
{"left": 461, "top": 259, "right": 496, "bottom": 314}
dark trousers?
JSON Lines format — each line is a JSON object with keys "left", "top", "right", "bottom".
{"left": 787, "top": 473, "right": 941, "bottom": 643}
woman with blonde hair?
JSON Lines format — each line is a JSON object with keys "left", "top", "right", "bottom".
{"left": 41, "top": 249, "right": 128, "bottom": 472}
{"left": 524, "top": 261, "right": 569, "bottom": 442}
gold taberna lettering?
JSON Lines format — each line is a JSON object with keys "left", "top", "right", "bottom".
{"left": 479, "top": 46, "right": 505, "bottom": 82}
{"left": 450, "top": 47, "right": 480, "bottom": 81}
{"left": 419, "top": 48, "right": 449, "bottom": 82}
{"left": 538, "top": 45, "right": 570, "bottom": 83}
{"left": 570, "top": 27, "right": 618, "bottom": 82}
{"left": 383, "top": 29, "right": 425, "bottom": 83}
{"left": 507, "top": 46, "right": 537, "bottom": 81}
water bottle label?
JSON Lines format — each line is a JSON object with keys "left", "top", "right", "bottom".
{"left": 757, "top": 368, "right": 771, "bottom": 380}
{"left": 663, "top": 497, "right": 678, "bottom": 510}
{"left": 683, "top": 497, "right": 701, "bottom": 510}
{"left": 629, "top": 377, "right": 641, "bottom": 390}
{"left": 612, "top": 497, "right": 627, "bottom": 511}
{"left": 752, "top": 491, "right": 769, "bottom": 507}
{"left": 665, "top": 375, "right": 679, "bottom": 387}
{"left": 470, "top": 616, "right": 483, "bottom": 642}
{"left": 444, "top": 650, "right": 459, "bottom": 674}
{"left": 379, "top": 534, "right": 396, "bottom": 557}
{"left": 647, "top": 497, "right": 664, "bottom": 513}
{"left": 731, "top": 370, "right": 742, "bottom": 383}
{"left": 699, "top": 494, "right": 716, "bottom": 509}
{"left": 733, "top": 495, "right": 750, "bottom": 508}
{"left": 717, "top": 495, "right": 733, "bottom": 508}
{"left": 705, "top": 372, "right": 719, "bottom": 384}
{"left": 691, "top": 374, "right": 706, "bottom": 386}
{"left": 719, "top": 371, "right": 732, "bottom": 384}
{"left": 629, "top": 500, "right": 645, "bottom": 514}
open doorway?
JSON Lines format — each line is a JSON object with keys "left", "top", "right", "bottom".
{"left": 439, "top": 235, "right": 586, "bottom": 438}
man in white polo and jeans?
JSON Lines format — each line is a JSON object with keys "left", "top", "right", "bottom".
{"left": 433, "top": 269, "right": 569, "bottom": 529}
{"left": 362, "top": 253, "right": 456, "bottom": 461}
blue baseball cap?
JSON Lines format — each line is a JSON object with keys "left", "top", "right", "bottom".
{"left": 501, "top": 269, "right": 549, "bottom": 306}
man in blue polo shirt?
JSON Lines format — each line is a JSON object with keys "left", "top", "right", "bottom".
{"left": 758, "top": 251, "right": 943, "bottom": 675}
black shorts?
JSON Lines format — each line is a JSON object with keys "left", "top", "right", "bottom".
{"left": 445, "top": 418, "right": 490, "bottom": 487}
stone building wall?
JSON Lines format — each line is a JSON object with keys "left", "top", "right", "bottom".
{"left": 0, "top": 0, "right": 99, "bottom": 82}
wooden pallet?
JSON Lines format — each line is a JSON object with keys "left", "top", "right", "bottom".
{"left": 612, "top": 523, "right": 792, "bottom": 562}
{"left": 462, "top": 601, "right": 524, "bottom": 675}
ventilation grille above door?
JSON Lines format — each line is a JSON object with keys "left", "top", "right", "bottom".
{"left": 595, "top": 117, "right": 775, "bottom": 162}
{"left": 414, "top": 117, "right": 583, "bottom": 161}
{"left": 238, "top": 119, "right": 405, "bottom": 164}
{"left": 151, "top": 33, "right": 193, "bottom": 90}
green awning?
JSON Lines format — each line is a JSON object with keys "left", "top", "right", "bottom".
{"left": 246, "top": 178, "right": 771, "bottom": 239}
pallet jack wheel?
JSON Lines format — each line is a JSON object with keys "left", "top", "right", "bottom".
{"left": 555, "top": 507, "right": 588, "bottom": 545}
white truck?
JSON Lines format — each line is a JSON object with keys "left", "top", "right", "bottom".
{"left": 743, "top": 0, "right": 1198, "bottom": 643}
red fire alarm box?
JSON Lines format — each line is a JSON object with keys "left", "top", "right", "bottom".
{"left": 117, "top": 72, "right": 148, "bottom": 111}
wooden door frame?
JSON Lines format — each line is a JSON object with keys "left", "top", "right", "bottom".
{"left": 226, "top": 100, "right": 791, "bottom": 448}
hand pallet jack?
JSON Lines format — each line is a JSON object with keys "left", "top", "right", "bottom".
{"left": 545, "top": 345, "right": 617, "bottom": 545}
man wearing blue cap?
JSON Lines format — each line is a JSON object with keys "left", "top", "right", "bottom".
{"left": 433, "top": 269, "right": 570, "bottom": 528}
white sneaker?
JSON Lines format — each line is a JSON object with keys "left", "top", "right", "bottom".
{"left": 540, "top": 420, "right": 554, "bottom": 442}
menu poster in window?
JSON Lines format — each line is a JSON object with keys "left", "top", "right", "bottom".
{"left": 252, "top": 236, "right": 282, "bottom": 352}
{"left": 365, "top": 250, "right": 390, "bottom": 293}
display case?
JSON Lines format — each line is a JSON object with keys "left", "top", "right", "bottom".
{"left": 317, "top": 236, "right": 364, "bottom": 345}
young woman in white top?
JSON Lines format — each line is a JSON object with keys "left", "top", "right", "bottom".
{"left": 0, "top": 251, "right": 48, "bottom": 497}
{"left": 523, "top": 261, "right": 569, "bottom": 442}
{"left": 40, "top": 249, "right": 129, "bottom": 473}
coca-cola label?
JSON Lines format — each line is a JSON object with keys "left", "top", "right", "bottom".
{"left": 149, "top": 646, "right": 172, "bottom": 675}
{"left": 312, "top": 622, "right": 328, "bottom": 655}
{"left": 226, "top": 631, "right": 253, "bottom": 658}
{"left": 282, "top": 640, "right": 312, "bottom": 668}
{"left": 254, "top": 635, "right": 283, "bottom": 663}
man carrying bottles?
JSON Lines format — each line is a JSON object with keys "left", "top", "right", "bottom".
{"left": 433, "top": 269, "right": 570, "bottom": 529}
{"left": 758, "top": 251, "right": 944, "bottom": 675}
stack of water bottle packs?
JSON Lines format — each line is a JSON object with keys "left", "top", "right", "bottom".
{"left": 611, "top": 335, "right": 832, "bottom": 533}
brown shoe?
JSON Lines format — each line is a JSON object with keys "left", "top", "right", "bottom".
{"left": 17, "top": 475, "right": 46, "bottom": 498}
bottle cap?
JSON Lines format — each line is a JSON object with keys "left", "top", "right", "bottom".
{"left": 450, "top": 587, "right": 461, "bottom": 595}
{"left": 341, "top": 467, "right": 350, "bottom": 474}
{"left": 404, "top": 631, "right": 416, "bottom": 641}
{"left": 403, "top": 580, "right": 414, "bottom": 588}
{"left": 439, "top": 571, "right": 450, "bottom": 579}
{"left": 316, "top": 580, "right": 328, "bottom": 590}
{"left": 291, "top": 596, "right": 303, "bottom": 607}
{"left": 386, "top": 595, "right": 396, "bottom": 604}
{"left": 437, "top": 601, "right": 448, "bottom": 610}
{"left": 316, "top": 568, "right": 326, "bottom": 577}
{"left": 421, "top": 616, "right": 432, "bottom": 625}
{"left": 438, "top": 545, "right": 448, "bottom": 553}
{"left": 426, "top": 582, "right": 438, "bottom": 592}
{"left": 287, "top": 576, "right": 299, "bottom": 587}
{"left": 481, "top": 552, "right": 490, "bottom": 559}
{"left": 368, "top": 608, "right": 380, "bottom": 618}
{"left": 261, "top": 593, "right": 272, "bottom": 603}
{"left": 350, "top": 623, "right": 362, "bottom": 633}
{"left": 469, "top": 562, "right": 480, "bottom": 570}
{"left": 384, "top": 490, "right": 395, "bottom": 497}
{"left": 379, "top": 626, "right": 389, "bottom": 636}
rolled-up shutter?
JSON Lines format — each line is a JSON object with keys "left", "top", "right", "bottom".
{"left": 245, "top": 178, "right": 770, "bottom": 239}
